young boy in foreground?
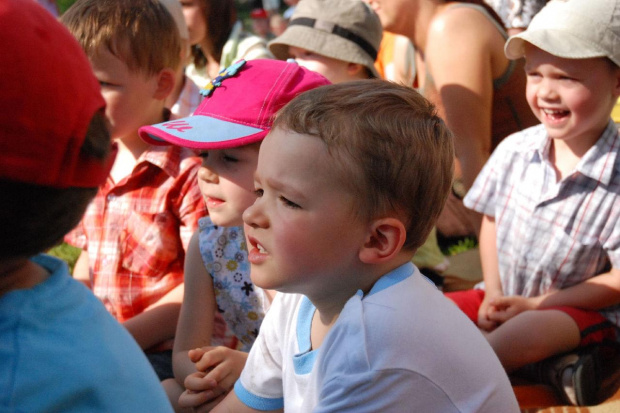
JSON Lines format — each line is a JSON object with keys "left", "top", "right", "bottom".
{"left": 208, "top": 80, "right": 519, "bottom": 412}
{"left": 448, "top": 0, "right": 620, "bottom": 405}
{"left": 61, "top": 0, "right": 206, "bottom": 380}
{"left": 0, "top": 1, "right": 171, "bottom": 410}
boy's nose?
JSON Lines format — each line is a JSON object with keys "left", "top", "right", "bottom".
{"left": 243, "top": 200, "right": 268, "bottom": 229}
{"left": 197, "top": 165, "right": 219, "bottom": 183}
{"left": 537, "top": 79, "right": 558, "bottom": 101}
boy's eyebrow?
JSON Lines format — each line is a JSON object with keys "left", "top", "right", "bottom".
{"left": 264, "top": 175, "right": 308, "bottom": 202}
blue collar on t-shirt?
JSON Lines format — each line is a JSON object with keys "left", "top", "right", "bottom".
{"left": 293, "top": 262, "right": 414, "bottom": 374}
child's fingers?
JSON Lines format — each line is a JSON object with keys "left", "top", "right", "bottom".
{"left": 178, "top": 389, "right": 214, "bottom": 409}
{"left": 190, "top": 392, "right": 228, "bottom": 413}
{"left": 184, "top": 372, "right": 218, "bottom": 393}
{"left": 488, "top": 308, "right": 514, "bottom": 323}
{"left": 477, "top": 315, "right": 498, "bottom": 332}
{"left": 188, "top": 346, "right": 214, "bottom": 363}
{"left": 203, "top": 362, "right": 237, "bottom": 391}
{"left": 194, "top": 346, "right": 230, "bottom": 371}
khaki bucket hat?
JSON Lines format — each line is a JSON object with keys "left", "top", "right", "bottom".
{"left": 505, "top": 0, "right": 620, "bottom": 67}
{"left": 269, "top": 0, "right": 383, "bottom": 77}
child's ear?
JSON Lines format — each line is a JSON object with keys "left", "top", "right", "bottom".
{"left": 153, "top": 68, "right": 176, "bottom": 100}
{"left": 613, "top": 67, "right": 620, "bottom": 98}
{"left": 359, "top": 218, "right": 407, "bottom": 264}
{"left": 346, "top": 62, "right": 365, "bottom": 78}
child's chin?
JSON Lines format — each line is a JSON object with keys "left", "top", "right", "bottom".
{"left": 249, "top": 271, "right": 276, "bottom": 290}
{"left": 210, "top": 215, "right": 243, "bottom": 228}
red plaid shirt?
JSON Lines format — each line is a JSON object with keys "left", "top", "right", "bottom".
{"left": 66, "top": 145, "right": 206, "bottom": 322}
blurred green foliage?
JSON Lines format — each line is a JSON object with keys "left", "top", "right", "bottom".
{"left": 57, "top": 0, "right": 76, "bottom": 14}
{"left": 47, "top": 242, "right": 81, "bottom": 273}
{"left": 442, "top": 237, "right": 478, "bottom": 256}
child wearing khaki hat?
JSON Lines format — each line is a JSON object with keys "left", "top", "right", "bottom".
{"left": 448, "top": 0, "right": 620, "bottom": 406}
{"left": 268, "top": 0, "right": 382, "bottom": 83}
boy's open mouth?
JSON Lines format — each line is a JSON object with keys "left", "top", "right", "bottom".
{"left": 542, "top": 108, "right": 570, "bottom": 121}
{"left": 249, "top": 236, "right": 267, "bottom": 254}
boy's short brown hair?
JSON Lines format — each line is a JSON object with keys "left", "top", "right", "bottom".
{"left": 61, "top": 0, "right": 181, "bottom": 76}
{"left": 273, "top": 80, "right": 454, "bottom": 251}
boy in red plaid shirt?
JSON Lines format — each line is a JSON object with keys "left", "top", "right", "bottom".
{"left": 61, "top": 0, "right": 207, "bottom": 381}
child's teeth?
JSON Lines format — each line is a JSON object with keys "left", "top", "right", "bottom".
{"left": 257, "top": 244, "right": 266, "bottom": 254}
{"left": 543, "top": 109, "right": 564, "bottom": 115}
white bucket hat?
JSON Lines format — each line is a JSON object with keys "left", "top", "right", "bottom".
{"left": 505, "top": 0, "right": 620, "bottom": 67}
{"left": 268, "top": 0, "right": 383, "bottom": 78}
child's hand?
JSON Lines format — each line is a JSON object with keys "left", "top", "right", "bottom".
{"left": 179, "top": 370, "right": 223, "bottom": 410}
{"left": 487, "top": 295, "right": 540, "bottom": 324}
{"left": 189, "top": 346, "right": 249, "bottom": 393}
{"left": 477, "top": 293, "right": 502, "bottom": 332}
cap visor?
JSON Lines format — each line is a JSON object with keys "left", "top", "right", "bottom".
{"left": 139, "top": 115, "right": 266, "bottom": 150}
{"left": 506, "top": 30, "right": 609, "bottom": 61}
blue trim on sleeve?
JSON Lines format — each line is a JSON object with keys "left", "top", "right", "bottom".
{"left": 293, "top": 346, "right": 317, "bottom": 375}
{"left": 234, "top": 380, "right": 284, "bottom": 411}
{"left": 296, "top": 297, "right": 314, "bottom": 352}
{"left": 293, "top": 296, "right": 318, "bottom": 374}
{"left": 367, "top": 262, "right": 414, "bottom": 297}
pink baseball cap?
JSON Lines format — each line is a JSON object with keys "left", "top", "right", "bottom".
{"left": 0, "top": 0, "right": 115, "bottom": 189}
{"left": 139, "top": 59, "right": 330, "bottom": 150}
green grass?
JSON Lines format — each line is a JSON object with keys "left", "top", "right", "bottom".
{"left": 47, "top": 242, "right": 81, "bottom": 273}
{"left": 57, "top": 0, "right": 76, "bottom": 14}
{"left": 442, "top": 237, "right": 478, "bottom": 256}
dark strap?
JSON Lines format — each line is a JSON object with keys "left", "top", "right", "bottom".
{"left": 289, "top": 17, "right": 378, "bottom": 60}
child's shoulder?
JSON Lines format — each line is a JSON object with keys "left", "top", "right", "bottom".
{"left": 316, "top": 267, "right": 518, "bottom": 411}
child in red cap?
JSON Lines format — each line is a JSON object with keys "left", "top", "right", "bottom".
{"left": 60, "top": 0, "right": 206, "bottom": 381}
{"left": 0, "top": 0, "right": 172, "bottom": 411}
{"left": 139, "top": 58, "right": 330, "bottom": 411}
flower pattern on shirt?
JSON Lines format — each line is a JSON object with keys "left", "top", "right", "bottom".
{"left": 198, "top": 217, "right": 269, "bottom": 350}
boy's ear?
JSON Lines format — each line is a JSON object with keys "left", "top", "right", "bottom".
{"left": 613, "top": 66, "right": 620, "bottom": 98}
{"left": 359, "top": 218, "right": 407, "bottom": 264}
{"left": 346, "top": 62, "right": 365, "bottom": 78}
{"left": 153, "top": 68, "right": 176, "bottom": 100}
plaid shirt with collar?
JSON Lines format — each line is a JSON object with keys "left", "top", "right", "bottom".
{"left": 465, "top": 120, "right": 620, "bottom": 331}
{"left": 66, "top": 145, "right": 206, "bottom": 322}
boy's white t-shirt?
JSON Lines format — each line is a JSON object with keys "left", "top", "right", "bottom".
{"left": 235, "top": 263, "right": 520, "bottom": 412}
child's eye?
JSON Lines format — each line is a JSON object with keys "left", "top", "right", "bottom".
{"left": 198, "top": 151, "right": 208, "bottom": 159}
{"left": 223, "top": 155, "right": 238, "bottom": 163}
{"left": 98, "top": 80, "right": 116, "bottom": 88}
{"left": 254, "top": 189, "right": 264, "bottom": 197}
{"left": 279, "top": 196, "right": 301, "bottom": 209}
{"left": 559, "top": 75, "right": 576, "bottom": 82}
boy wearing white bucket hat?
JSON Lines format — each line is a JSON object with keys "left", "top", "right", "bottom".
{"left": 447, "top": 0, "right": 620, "bottom": 406}
{"left": 268, "top": 0, "right": 382, "bottom": 83}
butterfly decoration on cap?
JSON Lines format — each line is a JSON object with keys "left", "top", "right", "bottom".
{"left": 200, "top": 59, "right": 247, "bottom": 97}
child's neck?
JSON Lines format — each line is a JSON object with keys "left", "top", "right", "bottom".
{"left": 109, "top": 108, "right": 168, "bottom": 183}
{"left": 0, "top": 258, "right": 49, "bottom": 297}
{"left": 308, "top": 256, "right": 412, "bottom": 350}
{"left": 109, "top": 135, "right": 150, "bottom": 184}
{"left": 549, "top": 129, "right": 603, "bottom": 182}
